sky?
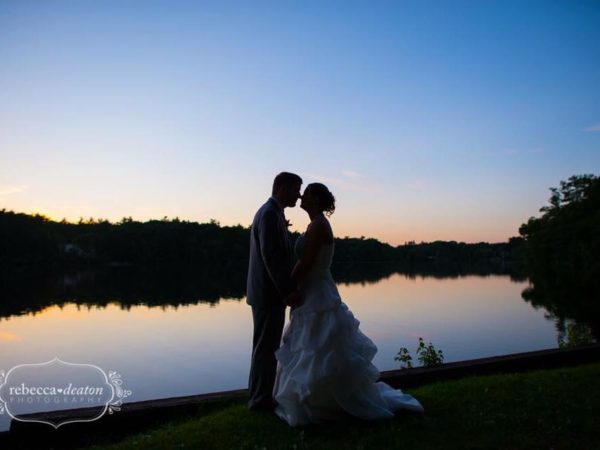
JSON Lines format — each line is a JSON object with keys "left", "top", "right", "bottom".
{"left": 0, "top": 0, "right": 598, "bottom": 245}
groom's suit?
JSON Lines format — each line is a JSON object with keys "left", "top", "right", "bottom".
{"left": 247, "top": 197, "right": 294, "bottom": 409}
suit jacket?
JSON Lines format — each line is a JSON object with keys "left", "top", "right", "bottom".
{"left": 246, "top": 197, "right": 294, "bottom": 308}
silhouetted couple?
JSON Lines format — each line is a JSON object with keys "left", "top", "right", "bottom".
{"left": 247, "top": 172, "right": 423, "bottom": 426}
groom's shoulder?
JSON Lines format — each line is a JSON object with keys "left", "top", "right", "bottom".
{"left": 253, "top": 199, "right": 276, "bottom": 222}
{"left": 257, "top": 198, "right": 277, "bottom": 215}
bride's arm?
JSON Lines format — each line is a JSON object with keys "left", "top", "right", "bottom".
{"left": 291, "top": 220, "right": 327, "bottom": 285}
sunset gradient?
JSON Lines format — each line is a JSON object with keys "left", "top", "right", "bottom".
{"left": 1, "top": 1, "right": 599, "bottom": 245}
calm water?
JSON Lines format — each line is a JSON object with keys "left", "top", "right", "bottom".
{"left": 0, "top": 273, "right": 558, "bottom": 432}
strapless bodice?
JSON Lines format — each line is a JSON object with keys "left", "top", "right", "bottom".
{"left": 293, "top": 235, "right": 339, "bottom": 313}
{"left": 294, "top": 234, "right": 334, "bottom": 277}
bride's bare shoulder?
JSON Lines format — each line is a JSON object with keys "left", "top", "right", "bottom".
{"left": 308, "top": 216, "right": 334, "bottom": 244}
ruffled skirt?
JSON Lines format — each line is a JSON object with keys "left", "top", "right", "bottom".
{"left": 273, "top": 296, "right": 424, "bottom": 426}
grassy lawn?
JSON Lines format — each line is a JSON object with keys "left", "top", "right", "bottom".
{"left": 83, "top": 363, "right": 600, "bottom": 450}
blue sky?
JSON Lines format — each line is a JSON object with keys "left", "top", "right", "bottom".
{"left": 1, "top": 0, "right": 599, "bottom": 244}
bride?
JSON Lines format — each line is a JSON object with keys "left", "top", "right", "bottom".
{"left": 273, "top": 183, "right": 424, "bottom": 426}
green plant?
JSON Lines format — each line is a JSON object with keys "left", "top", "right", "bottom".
{"left": 394, "top": 346, "right": 413, "bottom": 369}
{"left": 416, "top": 337, "right": 444, "bottom": 366}
{"left": 558, "top": 321, "right": 596, "bottom": 348}
{"left": 396, "top": 337, "right": 444, "bottom": 369}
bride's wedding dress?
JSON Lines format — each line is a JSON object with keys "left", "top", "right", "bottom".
{"left": 273, "top": 235, "right": 424, "bottom": 426}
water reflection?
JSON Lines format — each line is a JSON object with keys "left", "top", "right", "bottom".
{"left": 0, "top": 271, "right": 560, "bottom": 433}
{"left": 0, "top": 262, "right": 524, "bottom": 321}
{"left": 521, "top": 281, "right": 600, "bottom": 344}
{"left": 0, "top": 265, "right": 247, "bottom": 320}
{"left": 0, "top": 249, "right": 595, "bottom": 436}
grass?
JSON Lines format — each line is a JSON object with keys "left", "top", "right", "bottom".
{"left": 82, "top": 363, "right": 600, "bottom": 450}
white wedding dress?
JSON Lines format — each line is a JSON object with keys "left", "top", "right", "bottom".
{"left": 273, "top": 235, "right": 424, "bottom": 426}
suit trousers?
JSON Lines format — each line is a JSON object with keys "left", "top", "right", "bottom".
{"left": 248, "top": 305, "right": 286, "bottom": 408}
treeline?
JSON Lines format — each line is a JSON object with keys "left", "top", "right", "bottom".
{"left": 0, "top": 209, "right": 524, "bottom": 320}
{"left": 0, "top": 209, "right": 523, "bottom": 272}
{"left": 519, "top": 174, "right": 600, "bottom": 336}
{"left": 0, "top": 213, "right": 249, "bottom": 269}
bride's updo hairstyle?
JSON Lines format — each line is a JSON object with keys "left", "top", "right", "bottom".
{"left": 307, "top": 183, "right": 336, "bottom": 217}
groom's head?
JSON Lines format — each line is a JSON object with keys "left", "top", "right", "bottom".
{"left": 272, "top": 172, "right": 303, "bottom": 208}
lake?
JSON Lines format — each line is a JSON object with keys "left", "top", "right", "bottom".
{"left": 0, "top": 272, "right": 558, "bottom": 432}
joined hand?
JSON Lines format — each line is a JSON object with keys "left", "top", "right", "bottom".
{"left": 284, "top": 290, "right": 303, "bottom": 308}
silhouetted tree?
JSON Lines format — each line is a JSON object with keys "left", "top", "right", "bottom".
{"left": 519, "top": 174, "right": 600, "bottom": 338}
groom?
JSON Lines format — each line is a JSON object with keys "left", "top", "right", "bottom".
{"left": 247, "top": 171, "right": 303, "bottom": 411}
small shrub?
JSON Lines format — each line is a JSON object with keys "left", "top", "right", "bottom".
{"left": 396, "top": 337, "right": 444, "bottom": 369}
{"left": 394, "top": 347, "right": 413, "bottom": 369}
